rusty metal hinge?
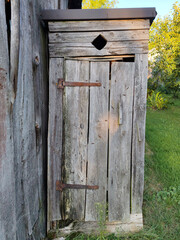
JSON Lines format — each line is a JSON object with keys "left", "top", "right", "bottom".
{"left": 56, "top": 180, "right": 99, "bottom": 192}
{"left": 57, "top": 78, "right": 101, "bottom": 89}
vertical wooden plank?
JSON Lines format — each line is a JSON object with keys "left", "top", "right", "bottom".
{"left": 0, "top": 1, "right": 16, "bottom": 239}
{"left": 108, "top": 62, "right": 135, "bottom": 222}
{"left": 47, "top": 0, "right": 67, "bottom": 232}
{"left": 60, "top": 0, "right": 68, "bottom": 9}
{"left": 44, "top": 0, "right": 59, "bottom": 9}
{"left": 131, "top": 54, "right": 148, "bottom": 214}
{"left": 1, "top": 0, "right": 60, "bottom": 238}
{"left": 48, "top": 58, "right": 64, "bottom": 229}
{"left": 63, "top": 60, "right": 89, "bottom": 220}
{"left": 85, "top": 62, "right": 109, "bottom": 221}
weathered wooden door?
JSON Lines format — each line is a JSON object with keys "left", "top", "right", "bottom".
{"left": 48, "top": 57, "right": 136, "bottom": 226}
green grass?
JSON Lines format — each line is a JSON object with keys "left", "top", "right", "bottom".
{"left": 145, "top": 97, "right": 180, "bottom": 188}
{"left": 143, "top": 97, "right": 180, "bottom": 239}
{"left": 47, "top": 97, "right": 180, "bottom": 240}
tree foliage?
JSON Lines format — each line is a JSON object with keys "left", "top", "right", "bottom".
{"left": 149, "top": 1, "right": 180, "bottom": 97}
{"left": 82, "top": 0, "right": 118, "bottom": 9}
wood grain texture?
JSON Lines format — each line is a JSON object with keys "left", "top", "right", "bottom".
{"left": 49, "top": 30, "right": 149, "bottom": 43}
{"left": 0, "top": 1, "right": 16, "bottom": 239}
{"left": 0, "top": 0, "right": 60, "bottom": 239}
{"left": 49, "top": 214, "right": 143, "bottom": 237}
{"left": 131, "top": 54, "right": 148, "bottom": 214}
{"left": 10, "top": 0, "right": 19, "bottom": 96}
{"left": 44, "top": 0, "right": 59, "bottom": 10}
{"left": 108, "top": 62, "right": 135, "bottom": 222}
{"left": 49, "top": 40, "right": 149, "bottom": 57}
{"left": 48, "top": 19, "right": 150, "bottom": 32}
{"left": 63, "top": 60, "right": 89, "bottom": 220}
{"left": 85, "top": 62, "right": 109, "bottom": 221}
{"left": 48, "top": 58, "right": 64, "bottom": 228}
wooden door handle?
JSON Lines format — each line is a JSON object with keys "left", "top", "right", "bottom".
{"left": 137, "top": 123, "right": 142, "bottom": 142}
{"left": 118, "top": 100, "right": 123, "bottom": 125}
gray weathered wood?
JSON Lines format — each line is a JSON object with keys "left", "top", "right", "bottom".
{"left": 49, "top": 40, "right": 149, "bottom": 57}
{"left": 108, "top": 62, "right": 135, "bottom": 222}
{"left": 44, "top": 0, "right": 59, "bottom": 9}
{"left": 63, "top": 60, "right": 89, "bottom": 220}
{"left": 85, "top": 62, "right": 109, "bottom": 221}
{"left": 60, "top": 0, "right": 68, "bottom": 9}
{"left": 131, "top": 54, "right": 148, "bottom": 214}
{"left": 0, "top": 1, "right": 16, "bottom": 239}
{"left": 48, "top": 19, "right": 150, "bottom": 32}
{"left": 10, "top": 0, "right": 19, "bottom": 96}
{"left": 0, "top": 0, "right": 60, "bottom": 239}
{"left": 49, "top": 213, "right": 143, "bottom": 237}
{"left": 49, "top": 30, "right": 149, "bottom": 43}
{"left": 48, "top": 58, "right": 64, "bottom": 229}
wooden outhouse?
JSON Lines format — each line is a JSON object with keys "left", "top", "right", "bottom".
{"left": 42, "top": 8, "right": 156, "bottom": 235}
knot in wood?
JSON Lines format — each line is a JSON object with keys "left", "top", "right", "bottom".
{"left": 33, "top": 54, "right": 40, "bottom": 66}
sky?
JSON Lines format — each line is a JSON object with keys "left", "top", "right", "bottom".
{"left": 115, "top": 0, "right": 178, "bottom": 17}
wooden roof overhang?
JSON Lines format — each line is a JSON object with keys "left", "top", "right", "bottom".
{"left": 41, "top": 8, "right": 157, "bottom": 25}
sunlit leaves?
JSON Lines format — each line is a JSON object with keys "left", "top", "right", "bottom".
{"left": 149, "top": 1, "right": 180, "bottom": 96}
{"left": 82, "top": 0, "right": 118, "bottom": 9}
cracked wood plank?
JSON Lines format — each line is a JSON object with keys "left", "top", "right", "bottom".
{"left": 85, "top": 61, "right": 109, "bottom": 221}
{"left": 108, "top": 62, "right": 135, "bottom": 222}
{"left": 48, "top": 58, "right": 64, "bottom": 229}
{"left": 131, "top": 54, "right": 148, "bottom": 214}
{"left": 62, "top": 60, "right": 89, "bottom": 220}
{"left": 48, "top": 19, "right": 150, "bottom": 32}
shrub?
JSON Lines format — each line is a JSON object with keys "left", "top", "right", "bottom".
{"left": 147, "top": 91, "right": 168, "bottom": 110}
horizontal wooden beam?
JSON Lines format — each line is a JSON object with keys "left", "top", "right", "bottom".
{"left": 48, "top": 19, "right": 150, "bottom": 32}
{"left": 41, "top": 8, "right": 157, "bottom": 25}
{"left": 49, "top": 40, "right": 149, "bottom": 57}
{"left": 48, "top": 213, "right": 143, "bottom": 236}
{"left": 49, "top": 30, "right": 149, "bottom": 43}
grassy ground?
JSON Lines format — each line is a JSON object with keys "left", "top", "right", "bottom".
{"left": 48, "top": 97, "right": 180, "bottom": 240}
{"left": 142, "top": 97, "right": 180, "bottom": 239}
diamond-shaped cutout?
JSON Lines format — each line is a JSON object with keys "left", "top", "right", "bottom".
{"left": 91, "top": 34, "right": 107, "bottom": 50}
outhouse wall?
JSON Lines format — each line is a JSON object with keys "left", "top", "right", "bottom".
{"left": 45, "top": 9, "right": 156, "bottom": 235}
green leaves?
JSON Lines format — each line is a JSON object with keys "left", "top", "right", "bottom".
{"left": 82, "top": 0, "right": 118, "bottom": 9}
{"left": 147, "top": 91, "right": 168, "bottom": 110}
{"left": 149, "top": 2, "right": 180, "bottom": 97}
